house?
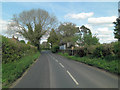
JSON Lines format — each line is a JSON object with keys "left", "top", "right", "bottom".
{"left": 59, "top": 42, "right": 74, "bottom": 50}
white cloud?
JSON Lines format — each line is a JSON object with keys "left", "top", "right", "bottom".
{"left": 88, "top": 16, "right": 117, "bottom": 25}
{"left": 84, "top": 24, "right": 98, "bottom": 34}
{"left": 64, "top": 12, "right": 94, "bottom": 20}
{"left": 96, "top": 27, "right": 117, "bottom": 43}
{"left": 82, "top": 24, "right": 117, "bottom": 43}
{"left": 97, "top": 27, "right": 113, "bottom": 35}
{"left": 0, "top": 19, "right": 8, "bottom": 35}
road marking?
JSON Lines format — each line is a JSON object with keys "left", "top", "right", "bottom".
{"left": 59, "top": 63, "right": 64, "bottom": 68}
{"left": 67, "top": 70, "right": 79, "bottom": 85}
{"left": 55, "top": 60, "right": 58, "bottom": 62}
{"left": 49, "top": 54, "right": 59, "bottom": 63}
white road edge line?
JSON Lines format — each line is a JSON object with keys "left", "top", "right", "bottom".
{"left": 59, "top": 63, "right": 64, "bottom": 68}
{"left": 67, "top": 70, "right": 79, "bottom": 85}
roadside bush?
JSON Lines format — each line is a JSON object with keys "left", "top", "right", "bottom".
{"left": 93, "top": 44, "right": 113, "bottom": 58}
{"left": 102, "top": 44, "right": 113, "bottom": 57}
{"left": 113, "top": 41, "right": 120, "bottom": 58}
{"left": 20, "top": 40, "right": 25, "bottom": 44}
{"left": 86, "top": 45, "right": 97, "bottom": 55}
{"left": 2, "top": 36, "right": 37, "bottom": 64}
{"left": 76, "top": 47, "right": 86, "bottom": 57}
{"left": 93, "top": 45, "right": 104, "bottom": 58}
{"left": 51, "top": 45, "right": 59, "bottom": 53}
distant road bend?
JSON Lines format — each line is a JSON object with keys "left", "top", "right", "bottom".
{"left": 14, "top": 51, "right": 119, "bottom": 88}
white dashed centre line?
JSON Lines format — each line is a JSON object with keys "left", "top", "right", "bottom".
{"left": 67, "top": 70, "right": 79, "bottom": 85}
{"left": 59, "top": 63, "right": 64, "bottom": 68}
{"left": 55, "top": 60, "right": 58, "bottom": 62}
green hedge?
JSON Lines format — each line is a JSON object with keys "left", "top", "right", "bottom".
{"left": 2, "top": 36, "right": 37, "bottom": 64}
{"left": 2, "top": 52, "right": 40, "bottom": 88}
{"left": 58, "top": 52, "right": 120, "bottom": 75}
{"left": 51, "top": 45, "right": 59, "bottom": 53}
{"left": 2, "top": 36, "right": 40, "bottom": 88}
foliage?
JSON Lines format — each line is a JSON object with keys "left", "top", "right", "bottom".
{"left": 76, "top": 47, "right": 86, "bottom": 57}
{"left": 41, "top": 42, "right": 50, "bottom": 50}
{"left": 8, "top": 9, "right": 57, "bottom": 51}
{"left": 77, "top": 25, "right": 99, "bottom": 46}
{"left": 58, "top": 52, "right": 120, "bottom": 75}
{"left": 27, "top": 41, "right": 31, "bottom": 45}
{"left": 58, "top": 22, "right": 79, "bottom": 46}
{"left": 47, "top": 28, "right": 60, "bottom": 47}
{"left": 113, "top": 18, "right": 120, "bottom": 41}
{"left": 2, "top": 52, "right": 40, "bottom": 88}
{"left": 93, "top": 44, "right": 113, "bottom": 58}
{"left": 20, "top": 40, "right": 25, "bottom": 44}
{"left": 93, "top": 45, "right": 104, "bottom": 58}
{"left": 113, "top": 41, "right": 120, "bottom": 58}
{"left": 2, "top": 36, "right": 37, "bottom": 64}
{"left": 51, "top": 45, "right": 59, "bottom": 53}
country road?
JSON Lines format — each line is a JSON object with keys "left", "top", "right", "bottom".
{"left": 14, "top": 51, "right": 119, "bottom": 88}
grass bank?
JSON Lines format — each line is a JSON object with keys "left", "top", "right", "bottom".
{"left": 58, "top": 52, "right": 120, "bottom": 75}
{"left": 2, "top": 51, "right": 40, "bottom": 88}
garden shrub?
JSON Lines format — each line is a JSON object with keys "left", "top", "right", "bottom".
{"left": 51, "top": 45, "right": 59, "bottom": 53}
{"left": 93, "top": 45, "right": 104, "bottom": 58}
{"left": 76, "top": 47, "right": 86, "bottom": 57}
{"left": 20, "top": 40, "right": 25, "bottom": 44}
{"left": 93, "top": 44, "right": 113, "bottom": 58}
{"left": 102, "top": 44, "right": 113, "bottom": 57}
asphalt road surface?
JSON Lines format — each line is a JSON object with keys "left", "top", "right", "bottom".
{"left": 14, "top": 51, "right": 119, "bottom": 88}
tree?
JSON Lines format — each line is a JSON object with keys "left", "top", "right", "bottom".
{"left": 58, "top": 22, "right": 79, "bottom": 48}
{"left": 77, "top": 25, "right": 99, "bottom": 46}
{"left": 8, "top": 9, "right": 57, "bottom": 51}
{"left": 47, "top": 28, "right": 60, "bottom": 47}
{"left": 113, "top": 18, "right": 120, "bottom": 58}
{"left": 113, "top": 18, "right": 120, "bottom": 41}
{"left": 41, "top": 42, "right": 50, "bottom": 49}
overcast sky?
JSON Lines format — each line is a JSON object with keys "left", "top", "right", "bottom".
{"left": 0, "top": 1, "right": 119, "bottom": 43}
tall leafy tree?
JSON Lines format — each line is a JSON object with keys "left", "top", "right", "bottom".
{"left": 47, "top": 28, "right": 60, "bottom": 47}
{"left": 77, "top": 25, "right": 99, "bottom": 46}
{"left": 58, "top": 22, "right": 79, "bottom": 47}
{"left": 113, "top": 18, "right": 120, "bottom": 58}
{"left": 113, "top": 18, "right": 120, "bottom": 41}
{"left": 8, "top": 9, "right": 57, "bottom": 51}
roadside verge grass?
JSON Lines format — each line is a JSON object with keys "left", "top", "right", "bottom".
{"left": 58, "top": 52, "right": 120, "bottom": 75}
{"left": 2, "top": 51, "right": 40, "bottom": 88}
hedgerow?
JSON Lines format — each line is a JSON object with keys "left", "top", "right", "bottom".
{"left": 2, "top": 36, "right": 37, "bottom": 64}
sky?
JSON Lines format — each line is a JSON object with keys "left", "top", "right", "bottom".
{"left": 0, "top": 1, "right": 119, "bottom": 43}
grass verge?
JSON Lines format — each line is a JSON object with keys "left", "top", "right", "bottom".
{"left": 2, "top": 51, "right": 40, "bottom": 88}
{"left": 58, "top": 52, "right": 120, "bottom": 75}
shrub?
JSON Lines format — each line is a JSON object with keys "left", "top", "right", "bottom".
{"left": 93, "top": 45, "right": 104, "bottom": 58}
{"left": 93, "top": 44, "right": 113, "bottom": 58}
{"left": 27, "top": 41, "right": 31, "bottom": 45}
{"left": 102, "top": 44, "right": 113, "bottom": 57}
{"left": 113, "top": 41, "right": 120, "bottom": 58}
{"left": 86, "top": 45, "right": 97, "bottom": 55}
{"left": 76, "top": 47, "right": 86, "bottom": 57}
{"left": 2, "top": 36, "right": 37, "bottom": 64}
{"left": 20, "top": 40, "right": 25, "bottom": 44}
{"left": 51, "top": 45, "right": 59, "bottom": 53}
